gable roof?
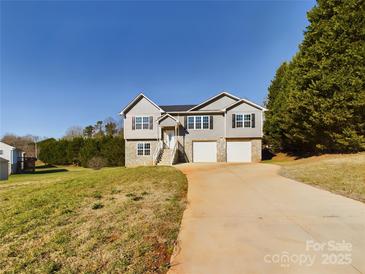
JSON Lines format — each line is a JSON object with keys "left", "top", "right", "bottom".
{"left": 187, "top": 91, "right": 240, "bottom": 111}
{"left": 0, "top": 141, "right": 16, "bottom": 150}
{"left": 120, "top": 93, "right": 163, "bottom": 116}
{"left": 225, "top": 98, "right": 267, "bottom": 111}
{"left": 159, "top": 105, "right": 197, "bottom": 112}
{"left": 120, "top": 91, "right": 266, "bottom": 116}
{"left": 157, "top": 113, "right": 180, "bottom": 124}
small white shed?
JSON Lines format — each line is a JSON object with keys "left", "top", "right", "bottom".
{"left": 0, "top": 157, "right": 9, "bottom": 180}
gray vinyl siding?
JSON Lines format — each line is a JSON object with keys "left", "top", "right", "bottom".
{"left": 124, "top": 97, "right": 161, "bottom": 140}
{"left": 171, "top": 114, "right": 225, "bottom": 162}
{"left": 159, "top": 116, "right": 178, "bottom": 127}
{"left": 173, "top": 114, "right": 225, "bottom": 140}
{"left": 122, "top": 93, "right": 264, "bottom": 165}
{"left": 198, "top": 96, "right": 237, "bottom": 111}
{"left": 226, "top": 102, "right": 263, "bottom": 138}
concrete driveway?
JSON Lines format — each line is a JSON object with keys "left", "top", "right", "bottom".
{"left": 168, "top": 163, "right": 365, "bottom": 274}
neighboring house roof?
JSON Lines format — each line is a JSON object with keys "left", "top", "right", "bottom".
{"left": 225, "top": 98, "right": 268, "bottom": 111}
{"left": 159, "top": 105, "right": 197, "bottom": 112}
{"left": 0, "top": 157, "right": 8, "bottom": 163}
{"left": 120, "top": 93, "right": 164, "bottom": 115}
{"left": 187, "top": 91, "right": 240, "bottom": 112}
{"left": 0, "top": 141, "right": 18, "bottom": 151}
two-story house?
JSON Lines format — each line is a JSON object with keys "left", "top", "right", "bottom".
{"left": 0, "top": 141, "right": 25, "bottom": 174}
{"left": 120, "top": 91, "right": 266, "bottom": 166}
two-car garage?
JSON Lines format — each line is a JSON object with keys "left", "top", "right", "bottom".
{"left": 192, "top": 140, "right": 252, "bottom": 163}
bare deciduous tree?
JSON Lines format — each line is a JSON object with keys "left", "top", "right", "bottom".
{"left": 64, "top": 126, "right": 84, "bottom": 139}
{"left": 103, "top": 117, "right": 117, "bottom": 136}
{"left": 1, "top": 134, "right": 41, "bottom": 157}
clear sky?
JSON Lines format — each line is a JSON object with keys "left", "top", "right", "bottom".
{"left": 1, "top": 0, "right": 316, "bottom": 138}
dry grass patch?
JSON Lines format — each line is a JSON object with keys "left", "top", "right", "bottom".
{"left": 269, "top": 153, "right": 365, "bottom": 203}
{"left": 0, "top": 166, "right": 187, "bottom": 273}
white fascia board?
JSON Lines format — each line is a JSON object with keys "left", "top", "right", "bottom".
{"left": 187, "top": 91, "right": 240, "bottom": 112}
{"left": 157, "top": 113, "right": 180, "bottom": 123}
{"left": 166, "top": 110, "right": 225, "bottom": 114}
{"left": 224, "top": 98, "right": 267, "bottom": 111}
{"left": 120, "top": 93, "right": 164, "bottom": 116}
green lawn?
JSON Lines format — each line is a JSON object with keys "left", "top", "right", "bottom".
{"left": 267, "top": 153, "right": 365, "bottom": 203}
{"left": 0, "top": 165, "right": 188, "bottom": 273}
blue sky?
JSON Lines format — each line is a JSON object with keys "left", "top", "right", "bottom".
{"left": 1, "top": 0, "right": 315, "bottom": 138}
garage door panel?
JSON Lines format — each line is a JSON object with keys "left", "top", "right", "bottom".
{"left": 193, "top": 142, "right": 217, "bottom": 162}
{"left": 227, "top": 141, "right": 251, "bottom": 162}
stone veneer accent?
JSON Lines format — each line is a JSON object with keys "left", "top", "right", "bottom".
{"left": 181, "top": 139, "right": 226, "bottom": 163}
{"left": 125, "top": 138, "right": 262, "bottom": 166}
{"left": 183, "top": 139, "right": 193, "bottom": 162}
{"left": 217, "top": 138, "right": 226, "bottom": 162}
{"left": 251, "top": 138, "right": 262, "bottom": 162}
{"left": 225, "top": 138, "right": 262, "bottom": 163}
{"left": 125, "top": 140, "right": 158, "bottom": 167}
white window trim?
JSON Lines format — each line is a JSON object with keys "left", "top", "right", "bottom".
{"left": 235, "top": 113, "right": 252, "bottom": 128}
{"left": 187, "top": 116, "right": 210, "bottom": 130}
{"left": 135, "top": 116, "right": 151, "bottom": 130}
{"left": 136, "top": 142, "right": 151, "bottom": 156}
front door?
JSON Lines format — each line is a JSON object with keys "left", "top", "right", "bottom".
{"left": 164, "top": 129, "right": 175, "bottom": 149}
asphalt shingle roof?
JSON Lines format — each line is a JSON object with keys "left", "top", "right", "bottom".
{"left": 159, "top": 105, "right": 197, "bottom": 112}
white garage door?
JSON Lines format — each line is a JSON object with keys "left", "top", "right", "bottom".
{"left": 193, "top": 142, "right": 217, "bottom": 162}
{"left": 227, "top": 141, "right": 252, "bottom": 162}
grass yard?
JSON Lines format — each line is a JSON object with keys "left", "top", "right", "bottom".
{"left": 0, "top": 165, "right": 188, "bottom": 273}
{"left": 266, "top": 153, "right": 365, "bottom": 203}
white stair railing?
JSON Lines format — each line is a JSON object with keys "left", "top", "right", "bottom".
{"left": 153, "top": 140, "right": 163, "bottom": 165}
{"left": 170, "top": 141, "right": 179, "bottom": 165}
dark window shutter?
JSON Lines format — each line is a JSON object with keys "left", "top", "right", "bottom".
{"left": 210, "top": 116, "right": 213, "bottom": 129}
{"left": 232, "top": 114, "right": 236, "bottom": 128}
{"left": 251, "top": 113, "right": 255, "bottom": 128}
{"left": 149, "top": 116, "right": 153, "bottom": 130}
{"left": 184, "top": 116, "right": 187, "bottom": 128}
{"left": 132, "top": 116, "right": 135, "bottom": 130}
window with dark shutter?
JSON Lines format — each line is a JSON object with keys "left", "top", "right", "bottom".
{"left": 202, "top": 116, "right": 209, "bottom": 129}
{"left": 149, "top": 116, "right": 153, "bottom": 130}
{"left": 232, "top": 114, "right": 236, "bottom": 128}
{"left": 251, "top": 113, "right": 255, "bottom": 128}
{"left": 132, "top": 116, "right": 135, "bottom": 130}
{"left": 210, "top": 115, "right": 213, "bottom": 129}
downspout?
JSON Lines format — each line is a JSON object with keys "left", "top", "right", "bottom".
{"left": 10, "top": 148, "right": 14, "bottom": 174}
{"left": 224, "top": 110, "right": 227, "bottom": 162}
{"left": 224, "top": 110, "right": 226, "bottom": 138}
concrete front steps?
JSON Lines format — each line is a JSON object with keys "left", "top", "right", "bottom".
{"left": 157, "top": 148, "right": 173, "bottom": 166}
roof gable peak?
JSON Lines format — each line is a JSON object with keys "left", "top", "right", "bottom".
{"left": 120, "top": 93, "right": 163, "bottom": 116}
{"left": 187, "top": 91, "right": 240, "bottom": 112}
{"left": 225, "top": 98, "right": 267, "bottom": 111}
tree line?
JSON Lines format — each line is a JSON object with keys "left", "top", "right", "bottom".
{"left": 264, "top": 0, "right": 365, "bottom": 154}
{"left": 38, "top": 118, "right": 125, "bottom": 168}
{"left": 38, "top": 136, "right": 124, "bottom": 168}
{"left": 64, "top": 117, "right": 123, "bottom": 139}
